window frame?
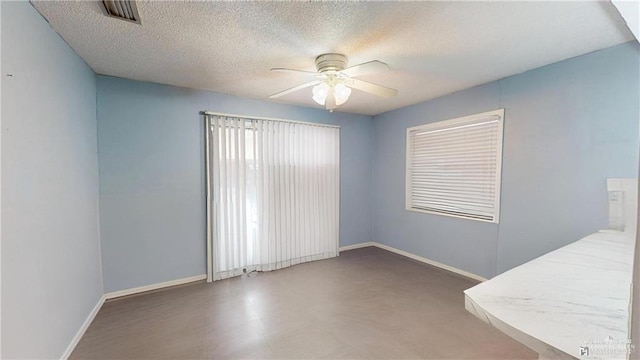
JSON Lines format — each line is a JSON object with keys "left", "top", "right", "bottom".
{"left": 405, "top": 109, "right": 505, "bottom": 223}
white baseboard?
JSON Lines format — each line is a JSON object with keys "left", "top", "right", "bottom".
{"left": 339, "top": 242, "right": 375, "bottom": 252}
{"left": 104, "top": 274, "right": 207, "bottom": 300}
{"left": 61, "top": 274, "right": 207, "bottom": 359}
{"left": 340, "top": 241, "right": 486, "bottom": 282}
{"left": 373, "top": 243, "right": 488, "bottom": 282}
{"left": 60, "top": 295, "right": 105, "bottom": 360}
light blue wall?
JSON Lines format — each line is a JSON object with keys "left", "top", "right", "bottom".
{"left": 496, "top": 43, "right": 639, "bottom": 272}
{"left": 1, "top": 2, "right": 103, "bottom": 359}
{"left": 2, "top": 2, "right": 636, "bottom": 355}
{"left": 373, "top": 42, "right": 639, "bottom": 278}
{"left": 373, "top": 83, "right": 502, "bottom": 278}
{"left": 97, "top": 76, "right": 373, "bottom": 292}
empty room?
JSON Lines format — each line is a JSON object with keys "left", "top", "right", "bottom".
{"left": 2, "top": 1, "right": 640, "bottom": 359}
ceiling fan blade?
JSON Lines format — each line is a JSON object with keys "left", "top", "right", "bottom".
{"left": 271, "top": 68, "right": 318, "bottom": 75}
{"left": 268, "top": 80, "right": 322, "bottom": 99}
{"left": 341, "top": 60, "right": 390, "bottom": 78}
{"left": 348, "top": 78, "right": 398, "bottom": 98}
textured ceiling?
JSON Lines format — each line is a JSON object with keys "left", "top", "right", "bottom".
{"left": 32, "top": 1, "right": 633, "bottom": 116}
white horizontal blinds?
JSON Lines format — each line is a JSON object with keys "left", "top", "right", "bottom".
{"left": 206, "top": 114, "right": 339, "bottom": 281}
{"left": 408, "top": 112, "right": 503, "bottom": 222}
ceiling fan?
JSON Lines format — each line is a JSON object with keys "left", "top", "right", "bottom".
{"left": 269, "top": 53, "right": 398, "bottom": 112}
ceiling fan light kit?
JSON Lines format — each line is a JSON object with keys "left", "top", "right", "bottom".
{"left": 270, "top": 53, "right": 398, "bottom": 112}
{"left": 312, "top": 81, "right": 352, "bottom": 107}
{"left": 333, "top": 83, "right": 352, "bottom": 106}
{"left": 312, "top": 82, "right": 330, "bottom": 105}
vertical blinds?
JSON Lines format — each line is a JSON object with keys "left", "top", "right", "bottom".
{"left": 407, "top": 110, "right": 504, "bottom": 222}
{"left": 205, "top": 113, "right": 340, "bottom": 281}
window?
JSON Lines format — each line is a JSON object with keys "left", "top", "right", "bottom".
{"left": 406, "top": 109, "right": 504, "bottom": 223}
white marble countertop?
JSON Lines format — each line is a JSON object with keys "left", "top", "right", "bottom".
{"left": 465, "top": 230, "right": 635, "bottom": 360}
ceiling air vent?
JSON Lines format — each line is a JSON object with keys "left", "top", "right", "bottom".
{"left": 101, "top": 0, "right": 141, "bottom": 25}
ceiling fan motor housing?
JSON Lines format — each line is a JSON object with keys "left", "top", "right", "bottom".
{"left": 315, "top": 53, "right": 348, "bottom": 73}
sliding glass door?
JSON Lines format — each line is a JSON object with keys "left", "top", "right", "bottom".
{"left": 205, "top": 114, "right": 340, "bottom": 281}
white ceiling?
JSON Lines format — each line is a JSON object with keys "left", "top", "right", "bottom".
{"left": 32, "top": 1, "right": 634, "bottom": 116}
